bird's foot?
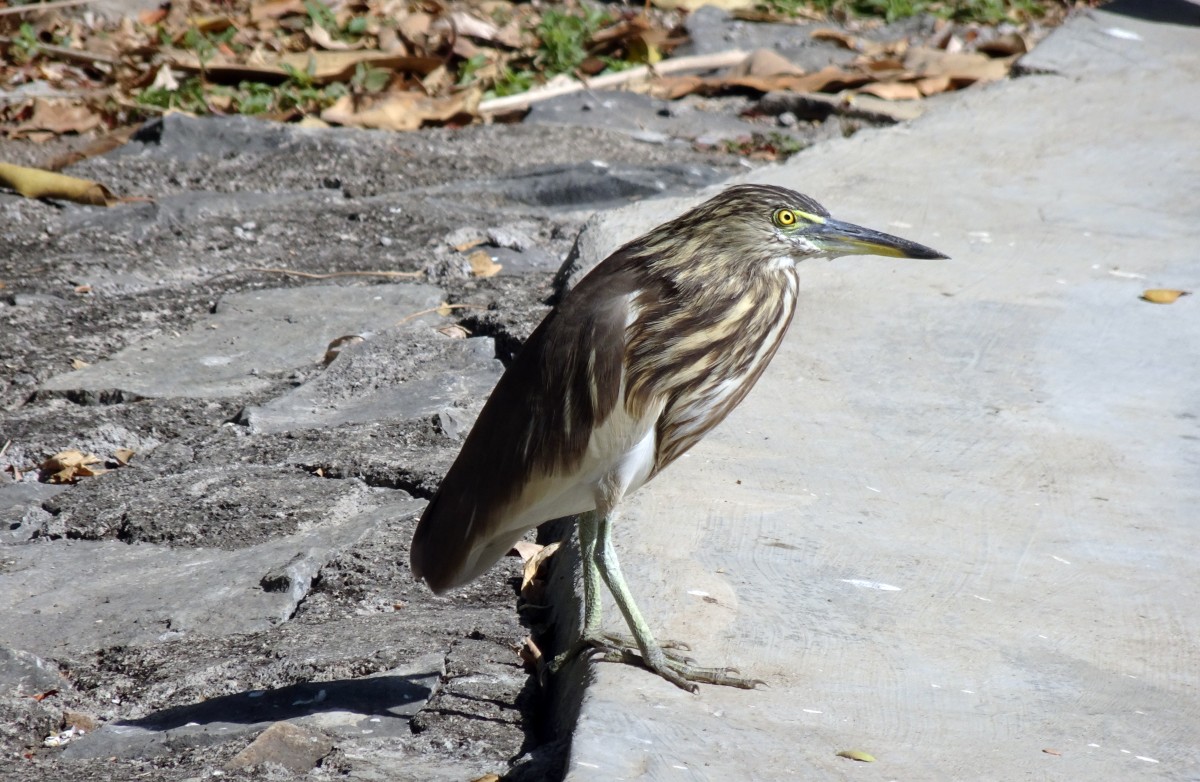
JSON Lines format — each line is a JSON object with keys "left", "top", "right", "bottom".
{"left": 555, "top": 633, "right": 762, "bottom": 692}
{"left": 598, "top": 645, "right": 765, "bottom": 692}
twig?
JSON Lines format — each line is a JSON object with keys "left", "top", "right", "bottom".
{"left": 0, "top": 37, "right": 121, "bottom": 66}
{"left": 207, "top": 267, "right": 424, "bottom": 283}
{"left": 0, "top": 0, "right": 96, "bottom": 16}
{"left": 397, "top": 302, "right": 487, "bottom": 325}
{"left": 479, "top": 50, "right": 748, "bottom": 116}
{"left": 0, "top": 440, "right": 11, "bottom": 459}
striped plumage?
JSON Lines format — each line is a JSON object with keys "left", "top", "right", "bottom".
{"left": 410, "top": 183, "right": 946, "bottom": 690}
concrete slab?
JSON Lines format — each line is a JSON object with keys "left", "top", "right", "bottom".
{"left": 0, "top": 495, "right": 422, "bottom": 659}
{"left": 38, "top": 284, "right": 445, "bottom": 401}
{"left": 563, "top": 6, "right": 1200, "bottom": 780}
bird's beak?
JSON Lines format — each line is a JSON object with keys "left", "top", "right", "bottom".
{"left": 812, "top": 217, "right": 948, "bottom": 260}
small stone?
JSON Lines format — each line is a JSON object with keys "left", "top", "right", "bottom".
{"left": 225, "top": 721, "right": 334, "bottom": 773}
{"left": 777, "top": 111, "right": 799, "bottom": 128}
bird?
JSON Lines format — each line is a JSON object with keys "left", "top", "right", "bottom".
{"left": 410, "top": 183, "right": 947, "bottom": 691}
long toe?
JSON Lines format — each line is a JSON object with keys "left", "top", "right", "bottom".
{"left": 599, "top": 632, "right": 694, "bottom": 664}
{"left": 592, "top": 642, "right": 763, "bottom": 691}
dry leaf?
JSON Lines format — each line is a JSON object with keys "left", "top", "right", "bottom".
{"left": 1141, "top": 289, "right": 1190, "bottom": 304}
{"left": 70, "top": 358, "right": 89, "bottom": 370}
{"left": 306, "top": 25, "right": 365, "bottom": 51}
{"left": 321, "top": 90, "right": 479, "bottom": 131}
{"left": 12, "top": 99, "right": 102, "bottom": 136}
{"left": 517, "top": 636, "right": 543, "bottom": 668}
{"left": 650, "top": 0, "right": 756, "bottom": 10}
{"left": 858, "top": 81, "right": 923, "bottom": 100}
{"left": 323, "top": 334, "right": 365, "bottom": 365}
{"left": 520, "top": 541, "right": 561, "bottom": 594}
{"left": 1043, "top": 748, "right": 1062, "bottom": 756}
{"left": 467, "top": 249, "right": 503, "bottom": 278}
{"left": 509, "top": 540, "right": 543, "bottom": 563}
{"left": 453, "top": 237, "right": 486, "bottom": 252}
{"left": 470, "top": 775, "right": 502, "bottom": 782}
{"left": 166, "top": 49, "right": 441, "bottom": 85}
{"left": 811, "top": 28, "right": 860, "bottom": 50}
{"left": 734, "top": 48, "right": 805, "bottom": 78}
{"left": 113, "top": 448, "right": 135, "bottom": 466}
{"left": 0, "top": 163, "right": 117, "bottom": 206}
{"left": 437, "top": 324, "right": 470, "bottom": 339}
{"left": 836, "top": 749, "right": 876, "bottom": 762}
{"left": 41, "top": 450, "right": 106, "bottom": 484}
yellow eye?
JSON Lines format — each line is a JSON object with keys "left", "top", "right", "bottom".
{"left": 774, "top": 209, "right": 796, "bottom": 227}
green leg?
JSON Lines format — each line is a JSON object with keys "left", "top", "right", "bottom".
{"left": 590, "top": 511, "right": 762, "bottom": 692}
{"left": 578, "top": 511, "right": 603, "bottom": 637}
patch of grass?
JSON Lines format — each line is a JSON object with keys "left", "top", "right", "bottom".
{"left": 723, "top": 132, "right": 808, "bottom": 161}
{"left": 535, "top": 6, "right": 611, "bottom": 74}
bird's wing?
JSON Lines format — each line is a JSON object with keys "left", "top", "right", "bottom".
{"left": 410, "top": 260, "right": 645, "bottom": 593}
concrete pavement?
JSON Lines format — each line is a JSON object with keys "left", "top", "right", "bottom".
{"left": 562, "top": 3, "right": 1200, "bottom": 779}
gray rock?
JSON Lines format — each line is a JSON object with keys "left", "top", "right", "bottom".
{"left": 225, "top": 721, "right": 334, "bottom": 773}
{"left": 240, "top": 331, "right": 503, "bottom": 435}
{"left": 38, "top": 284, "right": 446, "bottom": 401}
{"left": 0, "top": 645, "right": 69, "bottom": 697}
{"left": 0, "top": 481, "right": 66, "bottom": 545}
{"left": 64, "top": 652, "right": 442, "bottom": 760}
{"left": 493, "top": 157, "right": 732, "bottom": 209}
{"left": 0, "top": 494, "right": 421, "bottom": 659}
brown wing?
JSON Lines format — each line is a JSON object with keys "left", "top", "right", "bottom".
{"left": 409, "top": 257, "right": 644, "bottom": 593}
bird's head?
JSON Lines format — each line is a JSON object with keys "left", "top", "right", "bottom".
{"left": 642, "top": 184, "right": 947, "bottom": 284}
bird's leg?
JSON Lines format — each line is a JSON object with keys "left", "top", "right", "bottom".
{"left": 549, "top": 511, "right": 690, "bottom": 675}
{"left": 579, "top": 510, "right": 604, "bottom": 638}
{"left": 591, "top": 511, "right": 761, "bottom": 692}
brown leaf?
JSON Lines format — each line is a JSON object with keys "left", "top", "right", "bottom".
{"left": 466, "top": 249, "right": 503, "bottom": 278}
{"left": 113, "top": 448, "right": 136, "bottom": 466}
{"left": 249, "top": 0, "right": 306, "bottom": 22}
{"left": 915, "top": 75, "right": 953, "bottom": 96}
{"left": 470, "top": 775, "right": 502, "bottom": 782}
{"left": 734, "top": 48, "right": 805, "bottom": 78}
{"left": 165, "top": 49, "right": 442, "bottom": 85}
{"left": 323, "top": 334, "right": 365, "bottom": 366}
{"left": 858, "top": 81, "right": 923, "bottom": 101}
{"left": 12, "top": 99, "right": 102, "bottom": 136}
{"left": 70, "top": 358, "right": 89, "bottom": 370}
{"left": 29, "top": 689, "right": 59, "bottom": 702}
{"left": 1141, "top": 289, "right": 1190, "bottom": 304}
{"left": 41, "top": 450, "right": 106, "bottom": 484}
{"left": 320, "top": 90, "right": 479, "bottom": 131}
{"left": 437, "top": 324, "right": 470, "bottom": 339}
{"left": 509, "top": 540, "right": 543, "bottom": 563}
{"left": 520, "top": 541, "right": 561, "bottom": 594}
{"left": 904, "top": 47, "right": 1011, "bottom": 85}
{"left": 517, "top": 636, "right": 543, "bottom": 668}
{"left": 1043, "top": 748, "right": 1062, "bottom": 756}
{"left": 0, "top": 163, "right": 117, "bottom": 206}
{"left": 810, "top": 28, "right": 859, "bottom": 50}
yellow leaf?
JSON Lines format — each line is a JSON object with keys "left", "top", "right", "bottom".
{"left": 836, "top": 749, "right": 876, "bottom": 762}
{"left": 1141, "top": 289, "right": 1190, "bottom": 304}
{"left": 467, "top": 249, "right": 503, "bottom": 278}
{"left": 0, "top": 162, "right": 117, "bottom": 206}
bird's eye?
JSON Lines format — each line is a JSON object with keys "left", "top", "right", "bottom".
{"left": 774, "top": 209, "right": 797, "bottom": 227}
